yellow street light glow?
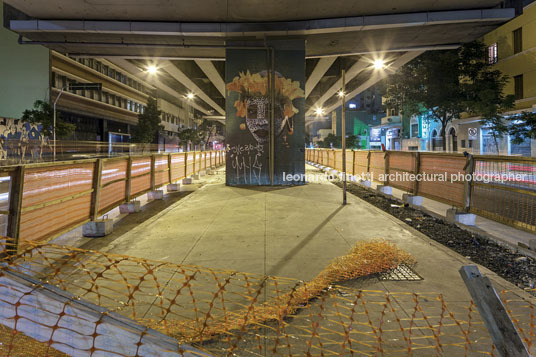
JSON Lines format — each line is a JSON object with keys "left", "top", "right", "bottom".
{"left": 147, "top": 65, "right": 158, "bottom": 74}
{"left": 373, "top": 59, "right": 386, "bottom": 70}
{"left": 337, "top": 90, "right": 345, "bottom": 98}
{"left": 315, "top": 108, "right": 324, "bottom": 115}
{"left": 187, "top": 93, "right": 195, "bottom": 100}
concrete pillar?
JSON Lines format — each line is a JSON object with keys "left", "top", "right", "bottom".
{"left": 446, "top": 208, "right": 476, "bottom": 226}
{"left": 82, "top": 219, "right": 113, "bottom": 237}
{"left": 402, "top": 193, "right": 423, "bottom": 206}
{"left": 148, "top": 190, "right": 164, "bottom": 200}
{"left": 191, "top": 174, "right": 200, "bottom": 180}
{"left": 182, "top": 178, "right": 193, "bottom": 185}
{"left": 119, "top": 201, "right": 141, "bottom": 214}
{"left": 225, "top": 39, "right": 305, "bottom": 186}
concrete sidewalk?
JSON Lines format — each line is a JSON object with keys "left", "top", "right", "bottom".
{"left": 78, "top": 165, "right": 534, "bottom": 306}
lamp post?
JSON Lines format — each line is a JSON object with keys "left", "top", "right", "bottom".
{"left": 340, "top": 70, "right": 347, "bottom": 205}
{"left": 53, "top": 82, "right": 102, "bottom": 161}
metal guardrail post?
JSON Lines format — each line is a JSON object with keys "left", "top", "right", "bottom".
{"left": 90, "top": 159, "right": 103, "bottom": 221}
{"left": 6, "top": 166, "right": 25, "bottom": 255}
{"left": 459, "top": 265, "right": 530, "bottom": 357}
{"left": 463, "top": 152, "right": 475, "bottom": 213}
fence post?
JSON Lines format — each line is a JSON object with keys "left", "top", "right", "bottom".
{"left": 193, "top": 151, "right": 197, "bottom": 173}
{"left": 459, "top": 265, "right": 530, "bottom": 357}
{"left": 463, "top": 153, "right": 475, "bottom": 213}
{"left": 184, "top": 152, "right": 188, "bottom": 178}
{"left": 125, "top": 157, "right": 132, "bottom": 202}
{"left": 168, "top": 154, "right": 173, "bottom": 184}
{"left": 367, "top": 151, "right": 371, "bottom": 180}
{"left": 384, "top": 151, "right": 390, "bottom": 185}
{"left": 90, "top": 159, "right": 103, "bottom": 221}
{"left": 413, "top": 152, "right": 420, "bottom": 195}
{"left": 150, "top": 154, "right": 156, "bottom": 190}
{"left": 6, "top": 166, "right": 25, "bottom": 255}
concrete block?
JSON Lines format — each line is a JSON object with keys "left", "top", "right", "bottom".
{"left": 446, "top": 208, "right": 476, "bottom": 226}
{"left": 82, "top": 219, "right": 113, "bottom": 237}
{"left": 148, "top": 190, "right": 164, "bottom": 200}
{"left": 119, "top": 201, "right": 141, "bottom": 214}
{"left": 182, "top": 178, "right": 192, "bottom": 185}
{"left": 402, "top": 194, "right": 423, "bottom": 206}
{"left": 199, "top": 170, "right": 206, "bottom": 176}
{"left": 207, "top": 169, "right": 215, "bottom": 175}
{"left": 376, "top": 185, "right": 392, "bottom": 195}
{"left": 359, "top": 180, "right": 371, "bottom": 187}
{"left": 192, "top": 174, "right": 200, "bottom": 180}
{"left": 530, "top": 239, "right": 536, "bottom": 251}
{"left": 167, "top": 183, "right": 180, "bottom": 191}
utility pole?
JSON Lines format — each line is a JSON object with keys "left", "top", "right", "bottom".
{"left": 53, "top": 82, "right": 102, "bottom": 161}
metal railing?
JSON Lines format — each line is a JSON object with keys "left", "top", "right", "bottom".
{"left": 0, "top": 150, "right": 226, "bottom": 255}
{"left": 307, "top": 148, "right": 536, "bottom": 233}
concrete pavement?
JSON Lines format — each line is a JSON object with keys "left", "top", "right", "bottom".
{"left": 77, "top": 166, "right": 534, "bottom": 305}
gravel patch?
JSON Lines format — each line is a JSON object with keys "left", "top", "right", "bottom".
{"left": 335, "top": 181, "right": 536, "bottom": 292}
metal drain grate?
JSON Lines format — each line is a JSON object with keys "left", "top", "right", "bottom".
{"left": 379, "top": 264, "right": 423, "bottom": 281}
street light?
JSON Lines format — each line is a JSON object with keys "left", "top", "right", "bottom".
{"left": 53, "top": 82, "right": 102, "bottom": 161}
{"left": 340, "top": 70, "right": 347, "bottom": 205}
{"left": 372, "top": 59, "right": 386, "bottom": 70}
{"left": 315, "top": 107, "right": 324, "bottom": 116}
{"left": 186, "top": 93, "right": 195, "bottom": 100}
{"left": 147, "top": 65, "right": 158, "bottom": 74}
{"left": 337, "top": 90, "right": 345, "bottom": 98}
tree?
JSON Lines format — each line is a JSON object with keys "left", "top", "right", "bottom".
{"left": 21, "top": 100, "right": 75, "bottom": 138}
{"left": 509, "top": 111, "right": 536, "bottom": 144}
{"left": 131, "top": 97, "right": 163, "bottom": 143}
{"left": 320, "top": 134, "right": 341, "bottom": 148}
{"left": 178, "top": 120, "right": 216, "bottom": 150}
{"left": 346, "top": 135, "right": 360, "bottom": 150}
{"left": 384, "top": 41, "right": 514, "bottom": 151}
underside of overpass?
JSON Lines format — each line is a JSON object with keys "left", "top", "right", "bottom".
{"left": 3, "top": 0, "right": 517, "bottom": 118}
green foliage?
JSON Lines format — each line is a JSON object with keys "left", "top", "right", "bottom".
{"left": 21, "top": 100, "right": 75, "bottom": 138}
{"left": 131, "top": 98, "right": 163, "bottom": 143}
{"left": 384, "top": 41, "right": 514, "bottom": 150}
{"left": 346, "top": 135, "right": 360, "bottom": 149}
{"left": 509, "top": 112, "right": 536, "bottom": 145}
{"left": 178, "top": 119, "right": 216, "bottom": 148}
{"left": 319, "top": 133, "right": 341, "bottom": 148}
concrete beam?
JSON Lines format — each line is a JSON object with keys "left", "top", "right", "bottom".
{"left": 195, "top": 60, "right": 225, "bottom": 97}
{"left": 306, "top": 57, "right": 370, "bottom": 116}
{"left": 105, "top": 57, "right": 211, "bottom": 115}
{"left": 162, "top": 60, "right": 225, "bottom": 116}
{"left": 322, "top": 51, "right": 424, "bottom": 114}
{"left": 305, "top": 56, "right": 337, "bottom": 99}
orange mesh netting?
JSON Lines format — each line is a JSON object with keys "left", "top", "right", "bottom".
{"left": 0, "top": 240, "right": 534, "bottom": 356}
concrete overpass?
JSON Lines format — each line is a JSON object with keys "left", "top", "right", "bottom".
{"left": 3, "top": 0, "right": 517, "bottom": 117}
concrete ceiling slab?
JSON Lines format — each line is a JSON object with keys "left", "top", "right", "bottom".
{"left": 3, "top": 0, "right": 508, "bottom": 22}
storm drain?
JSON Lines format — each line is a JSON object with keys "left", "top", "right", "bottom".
{"left": 379, "top": 264, "right": 423, "bottom": 281}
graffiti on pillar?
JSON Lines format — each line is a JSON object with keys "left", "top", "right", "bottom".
{"left": 0, "top": 117, "right": 49, "bottom": 163}
{"left": 225, "top": 43, "right": 306, "bottom": 186}
{"left": 227, "top": 142, "right": 265, "bottom": 185}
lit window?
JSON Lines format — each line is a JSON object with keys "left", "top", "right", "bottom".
{"left": 348, "top": 103, "right": 357, "bottom": 109}
{"left": 488, "top": 43, "right": 498, "bottom": 64}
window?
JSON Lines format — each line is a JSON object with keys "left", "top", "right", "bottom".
{"left": 513, "top": 27, "right": 523, "bottom": 54}
{"left": 461, "top": 140, "right": 466, "bottom": 148}
{"left": 411, "top": 123, "right": 419, "bottom": 138}
{"left": 488, "top": 43, "right": 498, "bottom": 64}
{"left": 514, "top": 74, "right": 524, "bottom": 100}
